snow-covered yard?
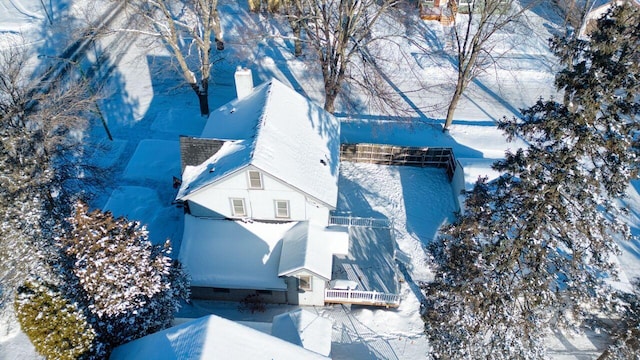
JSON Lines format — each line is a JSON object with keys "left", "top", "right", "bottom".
{"left": 2, "top": 0, "right": 640, "bottom": 358}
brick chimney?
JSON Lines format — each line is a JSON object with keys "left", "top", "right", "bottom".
{"left": 234, "top": 66, "right": 254, "bottom": 100}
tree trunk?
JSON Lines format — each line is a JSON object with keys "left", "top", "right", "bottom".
{"left": 324, "top": 92, "right": 337, "bottom": 113}
{"left": 197, "top": 91, "right": 210, "bottom": 116}
{"left": 292, "top": 21, "right": 302, "bottom": 57}
{"left": 191, "top": 81, "right": 210, "bottom": 116}
{"left": 213, "top": 9, "right": 224, "bottom": 50}
{"left": 443, "top": 77, "right": 465, "bottom": 132}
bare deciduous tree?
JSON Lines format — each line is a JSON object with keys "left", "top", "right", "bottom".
{"left": 119, "top": 0, "right": 224, "bottom": 116}
{"left": 0, "top": 46, "right": 98, "bottom": 317}
{"left": 442, "top": 0, "right": 532, "bottom": 131}
{"left": 286, "top": 0, "right": 399, "bottom": 113}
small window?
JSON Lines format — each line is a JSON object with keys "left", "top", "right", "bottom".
{"left": 231, "top": 198, "right": 246, "bottom": 217}
{"left": 248, "top": 171, "right": 263, "bottom": 189}
{"left": 298, "top": 275, "right": 312, "bottom": 291}
{"left": 275, "top": 200, "right": 290, "bottom": 218}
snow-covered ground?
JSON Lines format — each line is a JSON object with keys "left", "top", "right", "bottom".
{"left": 1, "top": 0, "right": 639, "bottom": 359}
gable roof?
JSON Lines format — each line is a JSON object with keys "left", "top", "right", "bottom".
{"left": 109, "top": 314, "right": 330, "bottom": 360}
{"left": 176, "top": 79, "right": 341, "bottom": 208}
{"left": 271, "top": 309, "right": 333, "bottom": 357}
{"left": 278, "top": 222, "right": 340, "bottom": 280}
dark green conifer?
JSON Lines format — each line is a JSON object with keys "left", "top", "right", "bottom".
{"left": 15, "top": 280, "right": 96, "bottom": 360}
{"left": 423, "top": 3, "right": 640, "bottom": 358}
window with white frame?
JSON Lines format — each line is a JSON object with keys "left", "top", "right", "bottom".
{"left": 230, "top": 198, "right": 246, "bottom": 217}
{"left": 274, "top": 200, "right": 290, "bottom": 218}
{"left": 298, "top": 275, "right": 312, "bottom": 291}
{"left": 248, "top": 170, "right": 263, "bottom": 189}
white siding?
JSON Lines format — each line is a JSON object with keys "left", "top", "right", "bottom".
{"left": 187, "top": 168, "right": 328, "bottom": 222}
{"left": 285, "top": 273, "right": 326, "bottom": 306}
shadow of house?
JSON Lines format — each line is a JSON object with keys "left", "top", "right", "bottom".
{"left": 97, "top": 54, "right": 202, "bottom": 247}
{"left": 95, "top": 53, "right": 207, "bottom": 249}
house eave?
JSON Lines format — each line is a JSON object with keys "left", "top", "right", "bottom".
{"left": 279, "top": 268, "right": 331, "bottom": 282}
{"left": 177, "top": 164, "right": 251, "bottom": 202}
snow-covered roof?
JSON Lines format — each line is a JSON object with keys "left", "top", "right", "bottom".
{"left": 271, "top": 309, "right": 333, "bottom": 357}
{"left": 109, "top": 314, "right": 330, "bottom": 360}
{"left": 278, "top": 222, "right": 339, "bottom": 280}
{"left": 179, "top": 215, "right": 296, "bottom": 290}
{"left": 176, "top": 140, "right": 253, "bottom": 199}
{"left": 177, "top": 79, "right": 341, "bottom": 208}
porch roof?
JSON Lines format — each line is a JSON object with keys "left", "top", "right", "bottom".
{"left": 278, "top": 222, "right": 348, "bottom": 280}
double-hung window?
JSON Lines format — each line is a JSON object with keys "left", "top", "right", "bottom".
{"left": 231, "top": 198, "right": 246, "bottom": 217}
{"left": 274, "top": 200, "right": 290, "bottom": 219}
{"left": 248, "top": 170, "right": 263, "bottom": 189}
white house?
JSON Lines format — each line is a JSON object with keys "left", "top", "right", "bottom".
{"left": 176, "top": 69, "right": 349, "bottom": 306}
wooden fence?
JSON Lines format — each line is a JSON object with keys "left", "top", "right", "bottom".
{"left": 340, "top": 143, "right": 457, "bottom": 180}
{"left": 328, "top": 215, "right": 392, "bottom": 229}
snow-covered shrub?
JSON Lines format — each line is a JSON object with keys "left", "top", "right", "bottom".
{"left": 57, "top": 201, "right": 189, "bottom": 353}
{"left": 14, "top": 201, "right": 192, "bottom": 358}
{"left": 15, "top": 280, "right": 96, "bottom": 360}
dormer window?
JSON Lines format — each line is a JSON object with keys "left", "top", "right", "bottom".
{"left": 274, "top": 200, "right": 290, "bottom": 219}
{"left": 248, "top": 170, "right": 263, "bottom": 189}
{"left": 230, "top": 198, "right": 246, "bottom": 217}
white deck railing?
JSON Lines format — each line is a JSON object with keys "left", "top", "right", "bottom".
{"left": 328, "top": 215, "right": 392, "bottom": 229}
{"left": 325, "top": 289, "right": 401, "bottom": 307}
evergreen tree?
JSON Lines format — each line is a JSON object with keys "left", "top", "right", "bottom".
{"left": 58, "top": 202, "right": 190, "bottom": 355}
{"left": 17, "top": 202, "right": 189, "bottom": 359}
{"left": 423, "top": 4, "right": 639, "bottom": 358}
{"left": 549, "top": 2, "right": 640, "bottom": 196}
{"left": 15, "top": 280, "right": 96, "bottom": 360}
{"left": 598, "top": 280, "right": 640, "bottom": 359}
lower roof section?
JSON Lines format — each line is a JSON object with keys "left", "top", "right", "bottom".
{"left": 180, "top": 215, "right": 296, "bottom": 290}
